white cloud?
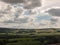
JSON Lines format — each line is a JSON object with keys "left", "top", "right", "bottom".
{"left": 0, "top": 0, "right": 60, "bottom": 29}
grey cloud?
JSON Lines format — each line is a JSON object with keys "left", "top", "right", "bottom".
{"left": 0, "top": 14, "right": 4, "bottom": 17}
{"left": 3, "top": 17, "right": 29, "bottom": 23}
{"left": 0, "top": 11, "right": 7, "bottom": 14}
{"left": 50, "top": 18, "right": 58, "bottom": 25}
{"left": 1, "top": 0, "right": 41, "bottom": 9}
{"left": 3, "top": 20, "right": 15, "bottom": 23}
{"left": 51, "top": 18, "right": 58, "bottom": 22}
{"left": 24, "top": 9, "right": 37, "bottom": 15}
{"left": 0, "top": 5, "right": 12, "bottom": 14}
{"left": 24, "top": 0, "right": 41, "bottom": 9}
{"left": 0, "top": 10, "right": 10, "bottom": 14}
{"left": 15, "top": 18, "right": 29, "bottom": 23}
{"left": 45, "top": 8, "right": 60, "bottom": 16}
{"left": 39, "top": 23, "right": 46, "bottom": 26}
{"left": 1, "top": 0, "right": 25, "bottom": 4}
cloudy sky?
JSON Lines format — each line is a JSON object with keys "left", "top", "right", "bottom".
{"left": 0, "top": 0, "right": 60, "bottom": 29}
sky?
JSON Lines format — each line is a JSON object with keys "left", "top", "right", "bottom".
{"left": 0, "top": 0, "right": 60, "bottom": 29}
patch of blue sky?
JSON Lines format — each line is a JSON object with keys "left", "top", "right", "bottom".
{"left": 14, "top": 12, "right": 20, "bottom": 18}
{"left": 13, "top": 4, "right": 24, "bottom": 8}
{"left": 34, "top": 15, "right": 52, "bottom": 22}
{"left": 15, "top": 12, "right": 20, "bottom": 15}
{"left": 23, "top": 10, "right": 31, "bottom": 15}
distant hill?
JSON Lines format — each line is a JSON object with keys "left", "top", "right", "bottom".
{"left": 0, "top": 28, "right": 60, "bottom": 33}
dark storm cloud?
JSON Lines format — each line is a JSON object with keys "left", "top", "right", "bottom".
{"left": 45, "top": 8, "right": 60, "bottom": 16}
{"left": 1, "top": 0, "right": 25, "bottom": 4}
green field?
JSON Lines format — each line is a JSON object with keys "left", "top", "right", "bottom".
{"left": 0, "top": 32, "right": 60, "bottom": 45}
{"left": 0, "top": 28, "right": 60, "bottom": 45}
